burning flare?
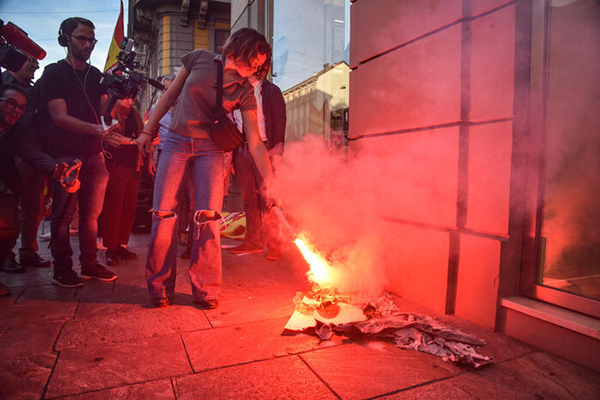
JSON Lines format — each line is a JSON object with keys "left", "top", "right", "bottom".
{"left": 294, "top": 235, "right": 337, "bottom": 288}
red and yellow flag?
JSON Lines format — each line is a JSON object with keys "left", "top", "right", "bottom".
{"left": 104, "top": 0, "right": 124, "bottom": 73}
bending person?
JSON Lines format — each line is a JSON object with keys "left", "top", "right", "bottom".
{"left": 137, "top": 28, "right": 274, "bottom": 309}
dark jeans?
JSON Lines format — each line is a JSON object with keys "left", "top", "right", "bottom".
{"left": 16, "top": 159, "right": 47, "bottom": 258}
{"left": 99, "top": 163, "right": 141, "bottom": 249}
{"left": 232, "top": 144, "right": 280, "bottom": 249}
{"left": 50, "top": 153, "right": 109, "bottom": 272}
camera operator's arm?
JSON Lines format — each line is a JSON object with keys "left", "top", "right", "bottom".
{"left": 47, "top": 97, "right": 123, "bottom": 147}
{"left": 137, "top": 66, "right": 189, "bottom": 154}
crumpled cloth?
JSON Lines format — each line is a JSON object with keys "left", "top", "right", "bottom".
{"left": 321, "top": 312, "right": 494, "bottom": 368}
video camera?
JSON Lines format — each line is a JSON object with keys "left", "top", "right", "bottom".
{"left": 100, "top": 37, "right": 164, "bottom": 124}
{"left": 0, "top": 19, "right": 46, "bottom": 74}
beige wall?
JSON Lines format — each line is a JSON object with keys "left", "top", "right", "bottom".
{"left": 349, "top": 0, "right": 517, "bottom": 328}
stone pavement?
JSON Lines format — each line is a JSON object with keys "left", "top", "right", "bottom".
{"left": 1, "top": 232, "right": 599, "bottom": 399}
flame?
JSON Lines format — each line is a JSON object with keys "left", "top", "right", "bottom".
{"left": 294, "top": 235, "right": 336, "bottom": 287}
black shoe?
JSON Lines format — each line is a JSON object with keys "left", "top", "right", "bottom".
{"left": 195, "top": 298, "right": 219, "bottom": 309}
{"left": 153, "top": 297, "right": 171, "bottom": 308}
{"left": 19, "top": 253, "right": 51, "bottom": 268}
{"left": 117, "top": 246, "right": 137, "bottom": 260}
{"left": 3, "top": 257, "right": 25, "bottom": 274}
{"left": 81, "top": 263, "right": 117, "bottom": 282}
{"left": 52, "top": 269, "right": 84, "bottom": 288}
{"left": 105, "top": 248, "right": 119, "bottom": 267}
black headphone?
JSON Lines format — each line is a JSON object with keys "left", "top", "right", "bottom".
{"left": 58, "top": 19, "right": 70, "bottom": 47}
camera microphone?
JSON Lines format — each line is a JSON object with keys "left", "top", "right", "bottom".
{"left": 0, "top": 21, "right": 46, "bottom": 60}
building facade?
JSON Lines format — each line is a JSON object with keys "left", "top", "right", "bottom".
{"left": 129, "top": 0, "right": 600, "bottom": 371}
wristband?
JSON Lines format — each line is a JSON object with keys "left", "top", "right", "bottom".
{"left": 141, "top": 131, "right": 153, "bottom": 138}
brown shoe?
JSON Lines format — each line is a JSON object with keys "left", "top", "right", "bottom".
{"left": 195, "top": 298, "right": 219, "bottom": 309}
{"left": 152, "top": 297, "right": 171, "bottom": 308}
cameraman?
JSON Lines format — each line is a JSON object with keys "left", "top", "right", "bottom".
{"left": 0, "top": 83, "right": 72, "bottom": 295}
{"left": 36, "top": 17, "right": 127, "bottom": 288}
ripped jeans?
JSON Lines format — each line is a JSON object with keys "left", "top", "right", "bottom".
{"left": 145, "top": 131, "right": 224, "bottom": 301}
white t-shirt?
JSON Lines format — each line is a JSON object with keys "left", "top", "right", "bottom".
{"left": 234, "top": 79, "right": 266, "bottom": 142}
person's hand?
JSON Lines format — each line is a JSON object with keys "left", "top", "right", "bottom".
{"left": 102, "top": 131, "right": 129, "bottom": 147}
{"left": 147, "top": 153, "right": 156, "bottom": 176}
{"left": 136, "top": 133, "right": 152, "bottom": 157}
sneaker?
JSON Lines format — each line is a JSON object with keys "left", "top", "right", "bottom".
{"left": 3, "top": 257, "right": 25, "bottom": 274}
{"left": 229, "top": 242, "right": 263, "bottom": 255}
{"left": 52, "top": 269, "right": 84, "bottom": 288}
{"left": 117, "top": 246, "right": 137, "bottom": 260}
{"left": 81, "top": 263, "right": 117, "bottom": 282}
{"left": 19, "top": 253, "right": 51, "bottom": 268}
{"left": 105, "top": 248, "right": 119, "bottom": 267}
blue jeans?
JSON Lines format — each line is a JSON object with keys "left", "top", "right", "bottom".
{"left": 50, "top": 153, "right": 109, "bottom": 272}
{"left": 145, "top": 131, "right": 224, "bottom": 301}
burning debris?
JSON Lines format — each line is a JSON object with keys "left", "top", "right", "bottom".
{"left": 285, "top": 235, "right": 494, "bottom": 369}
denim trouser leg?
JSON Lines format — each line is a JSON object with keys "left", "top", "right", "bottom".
{"left": 189, "top": 139, "right": 224, "bottom": 301}
{"left": 146, "top": 132, "right": 224, "bottom": 300}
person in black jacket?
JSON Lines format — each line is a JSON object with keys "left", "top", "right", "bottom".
{"left": 0, "top": 83, "right": 75, "bottom": 295}
{"left": 98, "top": 97, "right": 144, "bottom": 266}
{"left": 229, "top": 70, "right": 286, "bottom": 260}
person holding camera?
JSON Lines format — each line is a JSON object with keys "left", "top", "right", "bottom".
{"left": 136, "top": 28, "right": 275, "bottom": 309}
{"left": 1, "top": 53, "right": 53, "bottom": 273}
{"left": 0, "top": 83, "right": 80, "bottom": 296}
{"left": 34, "top": 17, "right": 127, "bottom": 288}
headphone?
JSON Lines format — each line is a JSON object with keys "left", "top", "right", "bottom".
{"left": 57, "top": 19, "right": 70, "bottom": 47}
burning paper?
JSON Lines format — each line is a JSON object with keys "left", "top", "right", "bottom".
{"left": 285, "top": 235, "right": 493, "bottom": 368}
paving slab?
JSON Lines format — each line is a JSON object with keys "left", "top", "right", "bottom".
{"left": 382, "top": 379, "right": 478, "bottom": 399}
{"left": 299, "top": 341, "right": 456, "bottom": 399}
{"left": 56, "top": 304, "right": 212, "bottom": 350}
{"left": 202, "top": 291, "right": 299, "bottom": 328}
{"left": 183, "top": 316, "right": 343, "bottom": 372}
{"left": 58, "top": 378, "right": 176, "bottom": 400}
{"left": 451, "top": 351, "right": 600, "bottom": 399}
{"left": 0, "top": 353, "right": 55, "bottom": 400}
{"left": 174, "top": 356, "right": 338, "bottom": 399}
{"left": 46, "top": 335, "right": 192, "bottom": 398}
{"left": 0, "top": 319, "right": 63, "bottom": 357}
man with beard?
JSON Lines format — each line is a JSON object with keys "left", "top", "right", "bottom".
{"left": 35, "top": 17, "right": 127, "bottom": 287}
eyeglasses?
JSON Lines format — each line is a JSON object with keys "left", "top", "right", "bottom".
{"left": 0, "top": 97, "right": 27, "bottom": 113}
{"left": 69, "top": 35, "right": 98, "bottom": 45}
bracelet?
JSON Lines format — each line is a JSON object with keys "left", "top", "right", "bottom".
{"left": 140, "top": 131, "right": 153, "bottom": 138}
